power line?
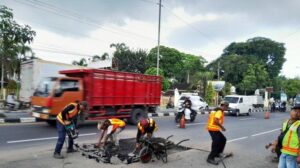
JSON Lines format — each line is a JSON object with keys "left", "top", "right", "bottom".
{"left": 13, "top": 0, "right": 156, "bottom": 43}
{"left": 162, "top": 4, "right": 224, "bottom": 47}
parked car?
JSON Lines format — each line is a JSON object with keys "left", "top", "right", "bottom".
{"left": 177, "top": 93, "right": 208, "bottom": 111}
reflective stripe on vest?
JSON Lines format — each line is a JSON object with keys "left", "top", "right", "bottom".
{"left": 109, "top": 119, "right": 125, "bottom": 132}
{"left": 56, "top": 103, "right": 79, "bottom": 125}
{"left": 137, "top": 118, "right": 157, "bottom": 134}
{"left": 281, "top": 120, "right": 300, "bottom": 156}
{"left": 206, "top": 110, "right": 224, "bottom": 131}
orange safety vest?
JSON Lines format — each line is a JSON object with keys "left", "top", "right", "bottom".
{"left": 206, "top": 110, "right": 224, "bottom": 131}
{"left": 57, "top": 103, "right": 80, "bottom": 125}
{"left": 137, "top": 118, "right": 157, "bottom": 134}
{"left": 109, "top": 118, "right": 126, "bottom": 132}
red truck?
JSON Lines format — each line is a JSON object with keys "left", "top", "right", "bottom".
{"left": 31, "top": 69, "right": 162, "bottom": 125}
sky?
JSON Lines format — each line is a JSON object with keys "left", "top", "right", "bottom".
{"left": 2, "top": 0, "right": 300, "bottom": 78}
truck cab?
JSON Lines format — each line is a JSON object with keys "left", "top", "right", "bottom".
{"left": 224, "top": 95, "right": 253, "bottom": 116}
{"left": 31, "top": 77, "right": 83, "bottom": 125}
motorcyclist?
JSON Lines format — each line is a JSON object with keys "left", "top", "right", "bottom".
{"left": 183, "top": 97, "right": 192, "bottom": 120}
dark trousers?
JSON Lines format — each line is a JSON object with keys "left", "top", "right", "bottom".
{"left": 54, "top": 120, "right": 74, "bottom": 154}
{"left": 208, "top": 131, "right": 227, "bottom": 160}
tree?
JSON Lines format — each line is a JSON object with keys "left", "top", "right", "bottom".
{"left": 205, "top": 82, "right": 215, "bottom": 106}
{"left": 0, "top": 5, "right": 36, "bottom": 84}
{"left": 147, "top": 45, "right": 206, "bottom": 83}
{"left": 207, "top": 54, "right": 259, "bottom": 85}
{"left": 240, "top": 64, "right": 269, "bottom": 94}
{"left": 145, "top": 67, "right": 170, "bottom": 91}
{"left": 282, "top": 78, "right": 300, "bottom": 98}
{"left": 111, "top": 43, "right": 147, "bottom": 73}
{"left": 91, "top": 55, "right": 101, "bottom": 62}
{"left": 191, "top": 71, "right": 214, "bottom": 97}
{"left": 222, "top": 37, "right": 286, "bottom": 79}
{"left": 72, "top": 58, "right": 88, "bottom": 66}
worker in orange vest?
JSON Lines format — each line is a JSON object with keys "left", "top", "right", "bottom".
{"left": 54, "top": 101, "right": 87, "bottom": 159}
{"left": 136, "top": 118, "right": 158, "bottom": 149}
{"left": 206, "top": 101, "right": 229, "bottom": 165}
{"left": 96, "top": 118, "right": 126, "bottom": 148}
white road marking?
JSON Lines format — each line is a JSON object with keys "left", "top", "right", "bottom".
{"left": 227, "top": 136, "right": 248, "bottom": 143}
{"left": 239, "top": 118, "right": 256, "bottom": 121}
{"left": 176, "top": 122, "right": 206, "bottom": 127}
{"left": 251, "top": 128, "right": 281, "bottom": 137}
{"left": 7, "top": 133, "right": 97, "bottom": 144}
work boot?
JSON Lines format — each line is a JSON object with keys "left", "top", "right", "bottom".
{"left": 53, "top": 153, "right": 64, "bottom": 159}
{"left": 207, "top": 158, "right": 219, "bottom": 165}
{"left": 67, "top": 148, "right": 77, "bottom": 153}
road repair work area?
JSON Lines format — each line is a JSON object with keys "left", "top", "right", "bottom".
{"left": 0, "top": 111, "right": 285, "bottom": 168}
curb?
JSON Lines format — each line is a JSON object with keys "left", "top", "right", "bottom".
{"left": 0, "top": 109, "right": 267, "bottom": 124}
{"left": 0, "top": 117, "right": 43, "bottom": 124}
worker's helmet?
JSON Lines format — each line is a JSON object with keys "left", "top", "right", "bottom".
{"left": 220, "top": 101, "right": 229, "bottom": 107}
{"left": 139, "top": 118, "right": 149, "bottom": 128}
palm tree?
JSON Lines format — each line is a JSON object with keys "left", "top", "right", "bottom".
{"left": 72, "top": 58, "right": 88, "bottom": 66}
{"left": 100, "top": 53, "right": 109, "bottom": 60}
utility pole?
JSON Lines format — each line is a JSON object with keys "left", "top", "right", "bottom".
{"left": 1, "top": 57, "right": 4, "bottom": 100}
{"left": 217, "top": 61, "right": 220, "bottom": 80}
{"left": 156, "top": 0, "right": 162, "bottom": 76}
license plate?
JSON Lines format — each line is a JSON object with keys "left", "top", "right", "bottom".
{"left": 32, "top": 112, "right": 41, "bottom": 118}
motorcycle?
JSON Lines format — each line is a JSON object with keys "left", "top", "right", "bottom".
{"left": 4, "top": 102, "right": 16, "bottom": 111}
{"left": 175, "top": 103, "right": 197, "bottom": 123}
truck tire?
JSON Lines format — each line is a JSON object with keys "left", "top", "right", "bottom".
{"left": 46, "top": 120, "right": 56, "bottom": 126}
{"left": 129, "top": 108, "right": 147, "bottom": 125}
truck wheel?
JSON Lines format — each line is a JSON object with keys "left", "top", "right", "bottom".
{"left": 129, "top": 108, "right": 147, "bottom": 125}
{"left": 46, "top": 120, "right": 56, "bottom": 126}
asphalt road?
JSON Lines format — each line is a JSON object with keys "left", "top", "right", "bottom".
{"left": 0, "top": 111, "right": 290, "bottom": 164}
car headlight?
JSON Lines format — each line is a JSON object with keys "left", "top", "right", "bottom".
{"left": 42, "top": 109, "right": 49, "bottom": 113}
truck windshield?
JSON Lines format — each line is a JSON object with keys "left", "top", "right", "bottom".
{"left": 33, "top": 77, "right": 57, "bottom": 97}
{"left": 224, "top": 97, "right": 239, "bottom": 103}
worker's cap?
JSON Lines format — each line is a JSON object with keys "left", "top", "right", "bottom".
{"left": 139, "top": 118, "right": 149, "bottom": 127}
{"left": 220, "top": 101, "right": 229, "bottom": 106}
{"left": 292, "top": 104, "right": 300, "bottom": 110}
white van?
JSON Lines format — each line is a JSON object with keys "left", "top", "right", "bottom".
{"left": 224, "top": 95, "right": 253, "bottom": 116}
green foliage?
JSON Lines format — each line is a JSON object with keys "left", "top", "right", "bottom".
{"left": 207, "top": 55, "right": 259, "bottom": 85}
{"left": 205, "top": 82, "right": 215, "bottom": 106}
{"left": 72, "top": 58, "right": 88, "bottom": 66}
{"left": 222, "top": 37, "right": 286, "bottom": 79}
{"left": 240, "top": 64, "right": 269, "bottom": 94}
{"left": 221, "top": 82, "right": 232, "bottom": 96}
{"left": 145, "top": 67, "right": 170, "bottom": 91}
{"left": 6, "top": 79, "right": 17, "bottom": 90}
{"left": 111, "top": 43, "right": 147, "bottom": 73}
{"left": 146, "top": 45, "right": 206, "bottom": 83}
{"left": 0, "top": 5, "right": 36, "bottom": 81}
{"left": 282, "top": 79, "right": 300, "bottom": 98}
{"left": 192, "top": 71, "right": 214, "bottom": 97}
